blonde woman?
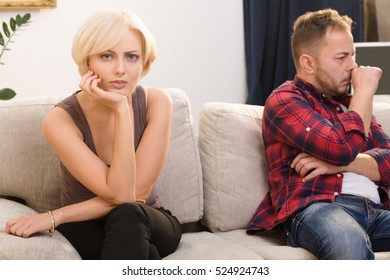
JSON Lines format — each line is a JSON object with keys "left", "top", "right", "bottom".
{"left": 5, "top": 10, "right": 182, "bottom": 260}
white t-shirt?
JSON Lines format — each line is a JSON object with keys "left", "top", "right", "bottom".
{"left": 341, "top": 172, "right": 380, "bottom": 204}
{"left": 338, "top": 103, "right": 380, "bottom": 204}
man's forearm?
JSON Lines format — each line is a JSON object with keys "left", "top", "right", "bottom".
{"left": 344, "top": 153, "right": 381, "bottom": 181}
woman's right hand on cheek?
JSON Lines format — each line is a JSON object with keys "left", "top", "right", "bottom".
{"left": 80, "top": 70, "right": 104, "bottom": 98}
{"left": 80, "top": 70, "right": 127, "bottom": 109}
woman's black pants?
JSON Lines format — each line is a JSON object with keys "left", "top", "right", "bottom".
{"left": 57, "top": 203, "right": 182, "bottom": 259}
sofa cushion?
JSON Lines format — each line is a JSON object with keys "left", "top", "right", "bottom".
{"left": 155, "top": 88, "right": 203, "bottom": 223}
{"left": 373, "top": 101, "right": 390, "bottom": 135}
{"left": 0, "top": 95, "right": 66, "bottom": 213}
{"left": 0, "top": 88, "right": 203, "bottom": 224}
{"left": 198, "top": 102, "right": 268, "bottom": 232}
{"left": 0, "top": 198, "right": 81, "bottom": 259}
{"left": 216, "top": 229, "right": 316, "bottom": 260}
{"left": 164, "top": 231, "right": 263, "bottom": 260}
{"left": 374, "top": 94, "right": 390, "bottom": 104}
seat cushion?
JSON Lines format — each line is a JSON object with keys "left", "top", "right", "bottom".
{"left": 164, "top": 231, "right": 263, "bottom": 260}
{"left": 216, "top": 229, "right": 316, "bottom": 260}
{"left": 0, "top": 198, "right": 80, "bottom": 260}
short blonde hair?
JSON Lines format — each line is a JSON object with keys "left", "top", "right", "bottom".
{"left": 291, "top": 9, "right": 353, "bottom": 70}
{"left": 72, "top": 10, "right": 157, "bottom": 77}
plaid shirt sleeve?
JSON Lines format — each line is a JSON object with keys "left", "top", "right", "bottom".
{"left": 265, "top": 88, "right": 367, "bottom": 167}
{"left": 364, "top": 116, "right": 390, "bottom": 188}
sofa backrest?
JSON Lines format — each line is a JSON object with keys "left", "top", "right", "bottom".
{"left": 0, "top": 88, "right": 203, "bottom": 224}
{"left": 372, "top": 102, "right": 390, "bottom": 134}
{"left": 198, "top": 101, "right": 390, "bottom": 233}
{"left": 155, "top": 89, "right": 203, "bottom": 224}
{"left": 198, "top": 102, "right": 267, "bottom": 232}
{"left": 0, "top": 95, "right": 65, "bottom": 213}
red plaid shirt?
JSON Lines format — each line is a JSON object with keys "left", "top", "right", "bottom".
{"left": 247, "top": 76, "right": 390, "bottom": 233}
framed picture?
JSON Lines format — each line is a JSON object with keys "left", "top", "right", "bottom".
{"left": 0, "top": 0, "right": 56, "bottom": 9}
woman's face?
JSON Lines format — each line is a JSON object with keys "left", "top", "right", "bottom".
{"left": 88, "top": 29, "right": 144, "bottom": 96}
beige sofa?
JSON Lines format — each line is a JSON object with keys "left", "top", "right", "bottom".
{"left": 1, "top": 88, "right": 390, "bottom": 260}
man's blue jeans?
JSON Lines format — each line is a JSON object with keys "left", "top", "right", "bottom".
{"left": 285, "top": 195, "right": 390, "bottom": 259}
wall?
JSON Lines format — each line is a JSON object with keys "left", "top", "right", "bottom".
{"left": 0, "top": 0, "right": 247, "bottom": 128}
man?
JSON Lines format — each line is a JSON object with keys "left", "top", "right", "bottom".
{"left": 247, "top": 9, "right": 390, "bottom": 259}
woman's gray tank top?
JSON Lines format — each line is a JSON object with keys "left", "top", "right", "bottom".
{"left": 55, "top": 85, "right": 160, "bottom": 208}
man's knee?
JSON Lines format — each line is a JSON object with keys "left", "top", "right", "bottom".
{"left": 320, "top": 228, "right": 374, "bottom": 259}
{"left": 289, "top": 203, "right": 375, "bottom": 259}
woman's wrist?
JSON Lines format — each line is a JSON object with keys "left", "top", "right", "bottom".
{"left": 47, "top": 211, "right": 56, "bottom": 236}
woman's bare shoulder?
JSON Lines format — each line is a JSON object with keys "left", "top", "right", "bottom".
{"left": 145, "top": 87, "right": 172, "bottom": 109}
{"left": 42, "top": 106, "right": 81, "bottom": 140}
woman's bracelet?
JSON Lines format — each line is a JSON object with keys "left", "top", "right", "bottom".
{"left": 136, "top": 199, "right": 146, "bottom": 204}
{"left": 47, "top": 211, "right": 56, "bottom": 237}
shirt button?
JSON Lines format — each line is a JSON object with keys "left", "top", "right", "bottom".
{"left": 306, "top": 127, "right": 310, "bottom": 132}
{"left": 337, "top": 173, "right": 342, "bottom": 178}
{"left": 334, "top": 192, "right": 339, "bottom": 196}
{"left": 336, "top": 107, "right": 340, "bottom": 111}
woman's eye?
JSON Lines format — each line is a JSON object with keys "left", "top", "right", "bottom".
{"left": 127, "top": 54, "right": 138, "bottom": 61}
{"left": 101, "top": 54, "right": 113, "bottom": 60}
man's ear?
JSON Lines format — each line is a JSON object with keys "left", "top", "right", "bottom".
{"left": 299, "top": 54, "right": 316, "bottom": 75}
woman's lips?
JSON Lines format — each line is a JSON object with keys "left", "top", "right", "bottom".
{"left": 110, "top": 80, "right": 127, "bottom": 89}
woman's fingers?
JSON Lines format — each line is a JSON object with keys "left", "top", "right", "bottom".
{"left": 80, "top": 70, "right": 99, "bottom": 93}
